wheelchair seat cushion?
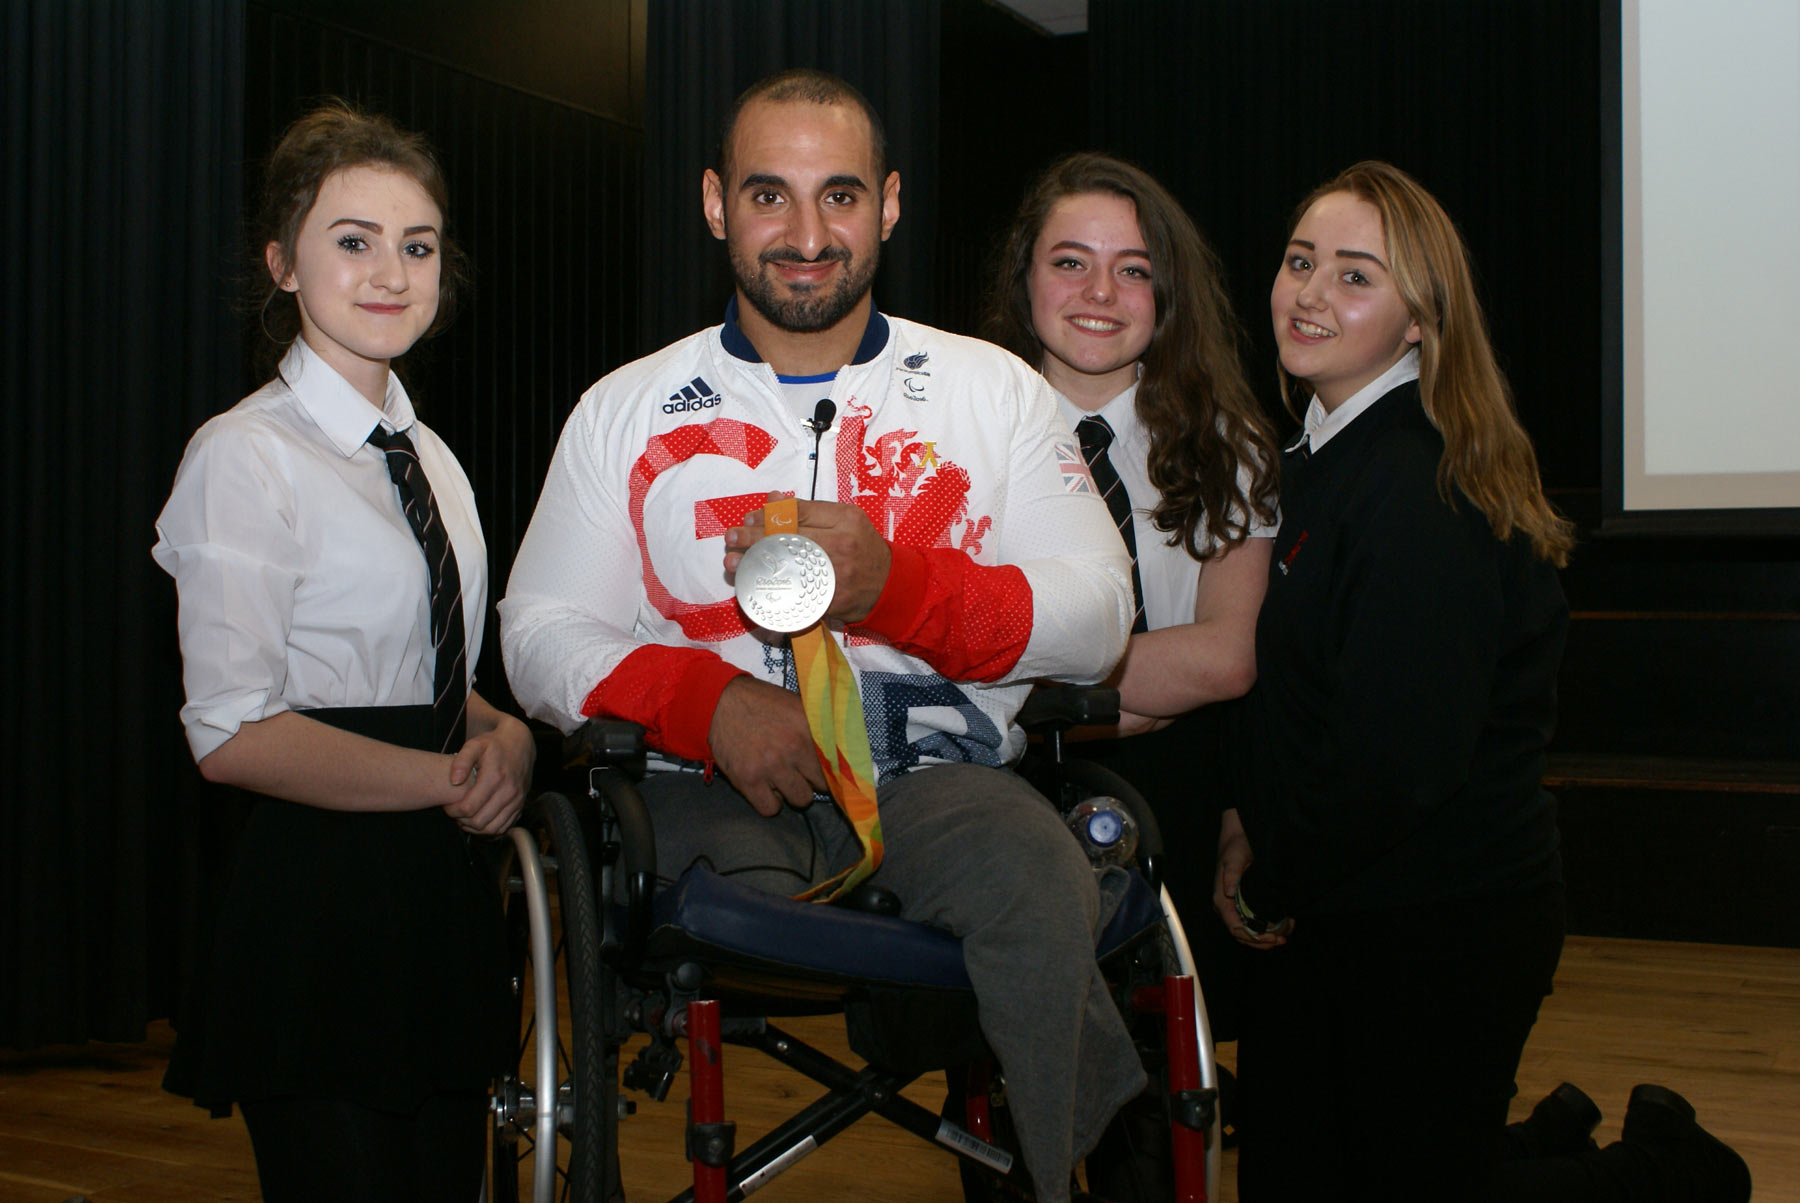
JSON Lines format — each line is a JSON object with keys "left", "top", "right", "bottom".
{"left": 645, "top": 863, "right": 1166, "bottom": 994}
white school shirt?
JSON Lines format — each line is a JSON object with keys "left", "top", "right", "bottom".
{"left": 153, "top": 338, "right": 486, "bottom": 761}
{"left": 1056, "top": 381, "right": 1277, "bottom": 633}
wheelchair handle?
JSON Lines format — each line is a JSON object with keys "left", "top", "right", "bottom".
{"left": 565, "top": 720, "right": 658, "bottom": 961}
{"left": 591, "top": 767, "right": 656, "bottom": 901}
{"left": 563, "top": 718, "right": 648, "bottom": 769}
{"left": 562, "top": 720, "right": 656, "bottom": 885}
{"left": 1016, "top": 684, "right": 1121, "bottom": 733}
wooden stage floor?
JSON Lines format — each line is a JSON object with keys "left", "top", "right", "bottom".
{"left": 3, "top": 934, "right": 1795, "bottom": 1201}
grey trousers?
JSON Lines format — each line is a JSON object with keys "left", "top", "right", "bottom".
{"left": 639, "top": 762, "right": 1147, "bottom": 1202}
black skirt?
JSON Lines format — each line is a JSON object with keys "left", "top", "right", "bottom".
{"left": 164, "top": 705, "right": 510, "bottom": 1115}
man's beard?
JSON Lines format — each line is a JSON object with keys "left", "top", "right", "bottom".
{"left": 730, "top": 242, "right": 878, "bottom": 334}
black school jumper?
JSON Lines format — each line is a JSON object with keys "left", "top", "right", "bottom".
{"left": 1231, "top": 380, "right": 1568, "bottom": 1202}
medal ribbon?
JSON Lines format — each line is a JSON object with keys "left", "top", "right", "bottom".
{"left": 763, "top": 497, "right": 884, "bottom": 902}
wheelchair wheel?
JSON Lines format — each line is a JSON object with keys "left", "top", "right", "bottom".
{"left": 490, "top": 793, "right": 608, "bottom": 1203}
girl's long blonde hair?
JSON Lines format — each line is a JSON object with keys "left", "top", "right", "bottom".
{"left": 1284, "top": 161, "right": 1575, "bottom": 566}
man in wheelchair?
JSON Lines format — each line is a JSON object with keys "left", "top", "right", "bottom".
{"left": 500, "top": 68, "right": 1151, "bottom": 1202}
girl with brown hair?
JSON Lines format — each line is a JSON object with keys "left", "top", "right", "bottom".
{"left": 153, "top": 101, "right": 532, "bottom": 1199}
{"left": 985, "top": 155, "right": 1281, "bottom": 1179}
{"left": 986, "top": 152, "right": 1280, "bottom": 734}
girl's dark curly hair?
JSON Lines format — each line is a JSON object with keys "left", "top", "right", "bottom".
{"left": 984, "top": 152, "right": 1278, "bottom": 557}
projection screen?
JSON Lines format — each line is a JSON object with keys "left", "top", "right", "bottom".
{"left": 1607, "top": 0, "right": 1800, "bottom": 533}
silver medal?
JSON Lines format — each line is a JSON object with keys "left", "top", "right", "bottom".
{"left": 735, "top": 533, "right": 835, "bottom": 633}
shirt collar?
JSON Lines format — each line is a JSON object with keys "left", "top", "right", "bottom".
{"left": 1297, "top": 347, "right": 1421, "bottom": 455}
{"left": 1055, "top": 378, "right": 1141, "bottom": 442}
{"left": 720, "top": 294, "right": 890, "bottom": 367}
{"left": 280, "top": 338, "right": 417, "bottom": 458}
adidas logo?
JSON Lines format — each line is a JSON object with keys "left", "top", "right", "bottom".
{"left": 664, "top": 376, "right": 723, "bottom": 413}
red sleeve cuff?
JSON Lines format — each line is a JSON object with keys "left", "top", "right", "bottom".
{"left": 862, "top": 543, "right": 930, "bottom": 635}
{"left": 580, "top": 645, "right": 747, "bottom": 763}
{"left": 855, "top": 544, "right": 1034, "bottom": 683}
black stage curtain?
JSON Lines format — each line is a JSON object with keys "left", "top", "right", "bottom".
{"left": 644, "top": 0, "right": 941, "bottom": 350}
{"left": 1, "top": 0, "right": 645, "bottom": 1049}
{"left": 242, "top": 3, "right": 646, "bottom": 712}
{"left": 2, "top": 0, "right": 245, "bottom": 1047}
{"left": 1088, "top": 0, "right": 1603, "bottom": 490}
{"left": 934, "top": 0, "right": 1091, "bottom": 337}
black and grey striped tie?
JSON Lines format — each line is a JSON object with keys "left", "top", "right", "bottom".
{"left": 1076, "top": 414, "right": 1148, "bottom": 634}
{"left": 367, "top": 425, "right": 468, "bottom": 752}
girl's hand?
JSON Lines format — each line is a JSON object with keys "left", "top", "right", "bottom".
{"left": 445, "top": 714, "right": 535, "bottom": 836}
{"left": 1213, "top": 808, "right": 1293, "bottom": 948}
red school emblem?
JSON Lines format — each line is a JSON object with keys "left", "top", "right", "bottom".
{"left": 1277, "top": 530, "right": 1309, "bottom": 576}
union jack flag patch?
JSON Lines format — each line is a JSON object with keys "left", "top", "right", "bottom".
{"left": 1055, "top": 439, "right": 1096, "bottom": 494}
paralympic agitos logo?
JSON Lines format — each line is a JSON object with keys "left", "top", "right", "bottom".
{"left": 665, "top": 375, "right": 723, "bottom": 413}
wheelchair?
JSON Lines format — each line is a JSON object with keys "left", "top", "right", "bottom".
{"left": 486, "top": 687, "right": 1221, "bottom": 1203}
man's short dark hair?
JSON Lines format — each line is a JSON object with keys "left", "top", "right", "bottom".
{"left": 716, "top": 68, "right": 888, "bottom": 184}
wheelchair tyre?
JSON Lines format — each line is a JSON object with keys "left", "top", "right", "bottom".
{"left": 1084, "top": 1070, "right": 1174, "bottom": 1203}
{"left": 490, "top": 793, "right": 608, "bottom": 1203}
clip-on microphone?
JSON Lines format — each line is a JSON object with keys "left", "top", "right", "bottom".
{"left": 806, "top": 399, "right": 836, "bottom": 498}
